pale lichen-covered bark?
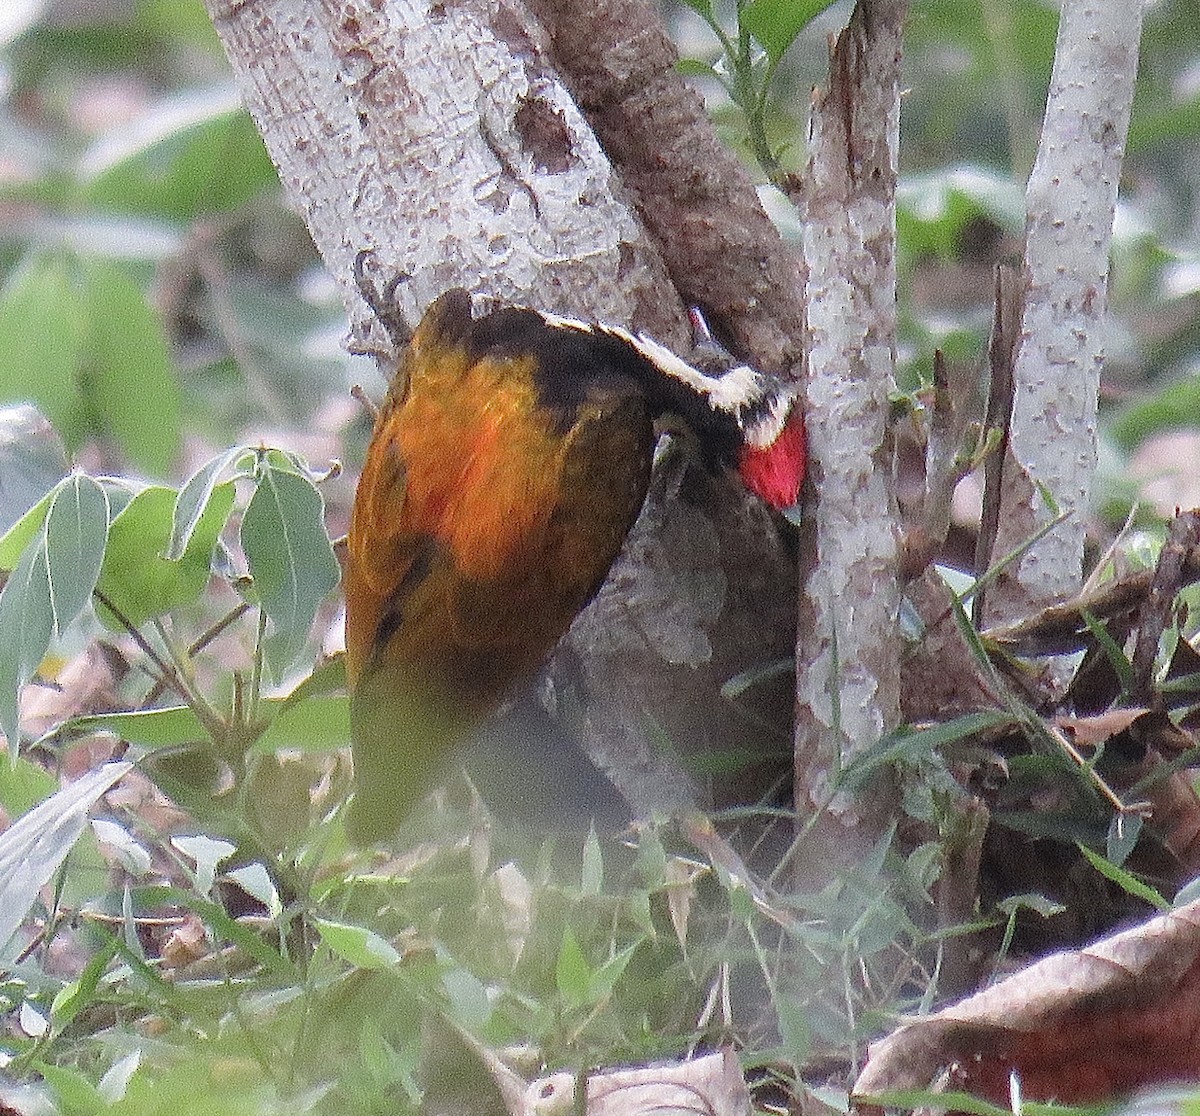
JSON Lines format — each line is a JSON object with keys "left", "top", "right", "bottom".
{"left": 982, "top": 0, "right": 1144, "bottom": 638}
{"left": 201, "top": 0, "right": 678, "bottom": 350}
{"left": 793, "top": 0, "right": 907, "bottom": 835}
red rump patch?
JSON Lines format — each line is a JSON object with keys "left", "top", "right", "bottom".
{"left": 738, "top": 414, "right": 806, "bottom": 509}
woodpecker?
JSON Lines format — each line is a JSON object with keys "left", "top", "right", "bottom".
{"left": 344, "top": 284, "right": 805, "bottom": 844}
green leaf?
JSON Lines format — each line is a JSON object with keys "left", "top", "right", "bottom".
{"left": 555, "top": 926, "right": 592, "bottom": 1011}
{"left": 0, "top": 762, "right": 131, "bottom": 950}
{"left": 38, "top": 1064, "right": 104, "bottom": 1114}
{"left": 253, "top": 693, "right": 349, "bottom": 754}
{"left": 95, "top": 481, "right": 234, "bottom": 628}
{"left": 1077, "top": 841, "right": 1170, "bottom": 911}
{"left": 1106, "top": 809, "right": 1143, "bottom": 867}
{"left": 63, "top": 705, "right": 209, "bottom": 749}
{"left": 1082, "top": 610, "right": 1134, "bottom": 700}
{"left": 314, "top": 917, "right": 403, "bottom": 970}
{"left": 720, "top": 657, "right": 792, "bottom": 700}
{"left": 741, "top": 0, "right": 836, "bottom": 63}
{"left": 0, "top": 754, "right": 56, "bottom": 818}
{"left": 241, "top": 465, "right": 340, "bottom": 679}
{"left": 168, "top": 446, "right": 247, "bottom": 559}
{"left": 51, "top": 940, "right": 119, "bottom": 1029}
{"left": 81, "top": 258, "right": 181, "bottom": 476}
{"left": 839, "top": 711, "right": 1017, "bottom": 790}
{"left": 278, "top": 654, "right": 347, "bottom": 708}
{"left": 81, "top": 87, "right": 279, "bottom": 221}
{"left": 0, "top": 257, "right": 180, "bottom": 475}
{"left": 441, "top": 963, "right": 492, "bottom": 1030}
{"left": 0, "top": 486, "right": 55, "bottom": 572}
{"left": 0, "top": 252, "right": 89, "bottom": 450}
{"left": 776, "top": 996, "right": 812, "bottom": 1062}
{"left": 995, "top": 892, "right": 1068, "bottom": 919}
{"left": 855, "top": 1090, "right": 1005, "bottom": 1116}
{"left": 358, "top": 1016, "right": 422, "bottom": 1104}
{"left": 0, "top": 404, "right": 69, "bottom": 538}
{"left": 0, "top": 530, "right": 54, "bottom": 749}
{"left": 1110, "top": 376, "right": 1200, "bottom": 452}
{"left": 589, "top": 941, "right": 638, "bottom": 1002}
{"left": 727, "top": 882, "right": 756, "bottom": 921}
{"left": 43, "top": 473, "right": 109, "bottom": 636}
{"left": 581, "top": 825, "right": 603, "bottom": 896}
{"left": 676, "top": 58, "right": 720, "bottom": 79}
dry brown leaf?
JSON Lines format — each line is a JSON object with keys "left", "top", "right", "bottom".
{"left": 528, "top": 1049, "right": 750, "bottom": 1116}
{"left": 23, "top": 641, "right": 128, "bottom": 743}
{"left": 160, "top": 914, "right": 209, "bottom": 970}
{"left": 1057, "top": 709, "right": 1148, "bottom": 747}
{"left": 853, "top": 898, "right": 1200, "bottom": 1106}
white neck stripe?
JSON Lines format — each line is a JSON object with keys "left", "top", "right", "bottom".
{"left": 536, "top": 311, "right": 767, "bottom": 415}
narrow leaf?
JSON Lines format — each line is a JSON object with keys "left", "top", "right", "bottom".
{"left": 0, "top": 533, "right": 54, "bottom": 749}
{"left": 1077, "top": 841, "right": 1170, "bottom": 911}
{"left": 0, "top": 761, "right": 131, "bottom": 950}
{"left": 241, "top": 465, "right": 340, "bottom": 678}
{"left": 43, "top": 473, "right": 109, "bottom": 636}
{"left": 555, "top": 927, "right": 592, "bottom": 1011}
{"left": 1106, "top": 810, "right": 1143, "bottom": 868}
{"left": 64, "top": 705, "right": 208, "bottom": 750}
{"left": 839, "top": 710, "right": 1016, "bottom": 789}
{"left": 590, "top": 941, "right": 638, "bottom": 1001}
{"left": 168, "top": 445, "right": 246, "bottom": 559}
{"left": 314, "top": 917, "right": 403, "bottom": 969}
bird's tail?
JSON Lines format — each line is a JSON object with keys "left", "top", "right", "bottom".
{"left": 345, "top": 670, "right": 465, "bottom": 845}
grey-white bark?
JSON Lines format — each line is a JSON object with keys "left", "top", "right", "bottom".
{"left": 982, "top": 0, "right": 1145, "bottom": 643}
{"left": 202, "top": 0, "right": 679, "bottom": 348}
{"left": 793, "top": 0, "right": 907, "bottom": 833}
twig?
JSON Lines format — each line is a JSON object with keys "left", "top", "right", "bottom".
{"left": 1130, "top": 510, "right": 1200, "bottom": 703}
{"left": 140, "top": 602, "right": 252, "bottom": 707}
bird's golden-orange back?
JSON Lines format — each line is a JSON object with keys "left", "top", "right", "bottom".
{"left": 343, "top": 290, "right": 655, "bottom": 841}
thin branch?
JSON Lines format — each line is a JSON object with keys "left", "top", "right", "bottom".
{"left": 140, "top": 602, "right": 252, "bottom": 707}
{"left": 982, "top": 0, "right": 1145, "bottom": 646}
{"left": 93, "top": 588, "right": 226, "bottom": 741}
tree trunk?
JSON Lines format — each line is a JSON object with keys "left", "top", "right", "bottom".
{"left": 202, "top": 0, "right": 808, "bottom": 819}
